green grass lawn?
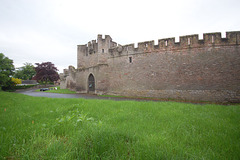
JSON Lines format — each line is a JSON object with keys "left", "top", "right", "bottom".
{"left": 0, "top": 91, "right": 240, "bottom": 159}
{"left": 35, "top": 86, "right": 76, "bottom": 94}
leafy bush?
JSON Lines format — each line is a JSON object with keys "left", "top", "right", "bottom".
{"left": 2, "top": 84, "right": 37, "bottom": 91}
{"left": 13, "top": 84, "right": 36, "bottom": 89}
{"left": 1, "top": 80, "right": 15, "bottom": 91}
{"left": 11, "top": 77, "right": 22, "bottom": 85}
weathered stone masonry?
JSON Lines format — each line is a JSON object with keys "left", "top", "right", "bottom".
{"left": 60, "top": 31, "right": 240, "bottom": 102}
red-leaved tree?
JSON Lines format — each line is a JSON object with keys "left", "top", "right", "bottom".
{"left": 33, "top": 62, "right": 59, "bottom": 85}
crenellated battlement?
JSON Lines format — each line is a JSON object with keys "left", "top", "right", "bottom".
{"left": 77, "top": 40, "right": 98, "bottom": 56}
{"left": 79, "top": 31, "right": 240, "bottom": 54}
{"left": 77, "top": 34, "right": 118, "bottom": 56}
{"left": 78, "top": 31, "right": 240, "bottom": 67}
{"left": 109, "top": 31, "right": 240, "bottom": 57}
{"left": 158, "top": 31, "right": 240, "bottom": 47}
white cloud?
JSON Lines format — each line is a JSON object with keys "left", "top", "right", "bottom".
{"left": 0, "top": 0, "right": 239, "bottom": 73}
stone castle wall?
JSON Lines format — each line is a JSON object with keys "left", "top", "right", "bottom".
{"left": 60, "top": 66, "right": 76, "bottom": 90}
{"left": 61, "top": 31, "right": 240, "bottom": 103}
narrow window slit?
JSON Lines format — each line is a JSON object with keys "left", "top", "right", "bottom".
{"left": 212, "top": 35, "right": 215, "bottom": 43}
{"left": 129, "top": 57, "right": 132, "bottom": 63}
{"left": 188, "top": 38, "right": 191, "bottom": 45}
{"left": 165, "top": 40, "right": 168, "bottom": 47}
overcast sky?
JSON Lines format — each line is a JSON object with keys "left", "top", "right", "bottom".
{"left": 0, "top": 0, "right": 239, "bottom": 72}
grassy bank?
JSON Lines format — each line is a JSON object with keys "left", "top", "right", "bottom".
{"left": 35, "top": 86, "right": 76, "bottom": 94}
{"left": 0, "top": 91, "right": 240, "bottom": 159}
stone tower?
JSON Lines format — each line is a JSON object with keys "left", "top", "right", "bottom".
{"left": 77, "top": 35, "right": 117, "bottom": 68}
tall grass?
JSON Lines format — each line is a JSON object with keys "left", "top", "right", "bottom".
{"left": 0, "top": 91, "right": 239, "bottom": 159}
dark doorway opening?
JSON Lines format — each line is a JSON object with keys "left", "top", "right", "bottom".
{"left": 88, "top": 74, "right": 95, "bottom": 93}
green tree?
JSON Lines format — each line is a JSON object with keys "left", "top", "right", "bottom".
{"left": 0, "top": 53, "right": 14, "bottom": 89}
{"left": 14, "top": 62, "right": 36, "bottom": 80}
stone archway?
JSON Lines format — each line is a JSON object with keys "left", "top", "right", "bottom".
{"left": 88, "top": 74, "right": 95, "bottom": 93}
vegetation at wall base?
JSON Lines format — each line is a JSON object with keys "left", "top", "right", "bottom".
{"left": 99, "top": 94, "right": 237, "bottom": 105}
{"left": 0, "top": 91, "right": 239, "bottom": 159}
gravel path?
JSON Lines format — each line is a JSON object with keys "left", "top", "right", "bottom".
{"left": 15, "top": 89, "right": 209, "bottom": 105}
{"left": 15, "top": 89, "right": 146, "bottom": 101}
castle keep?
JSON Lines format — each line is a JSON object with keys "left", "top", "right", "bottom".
{"left": 60, "top": 31, "right": 240, "bottom": 102}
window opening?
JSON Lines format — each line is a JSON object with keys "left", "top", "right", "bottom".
{"left": 102, "top": 49, "right": 104, "bottom": 53}
{"left": 129, "top": 57, "right": 132, "bottom": 63}
{"left": 165, "top": 40, "right": 168, "bottom": 46}
{"left": 188, "top": 38, "right": 191, "bottom": 45}
{"left": 212, "top": 35, "right": 215, "bottom": 43}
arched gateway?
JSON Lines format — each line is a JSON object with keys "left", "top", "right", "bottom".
{"left": 88, "top": 74, "right": 95, "bottom": 93}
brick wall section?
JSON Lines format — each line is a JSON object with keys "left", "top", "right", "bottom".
{"left": 107, "top": 45, "right": 240, "bottom": 102}
{"left": 109, "top": 46, "right": 240, "bottom": 91}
